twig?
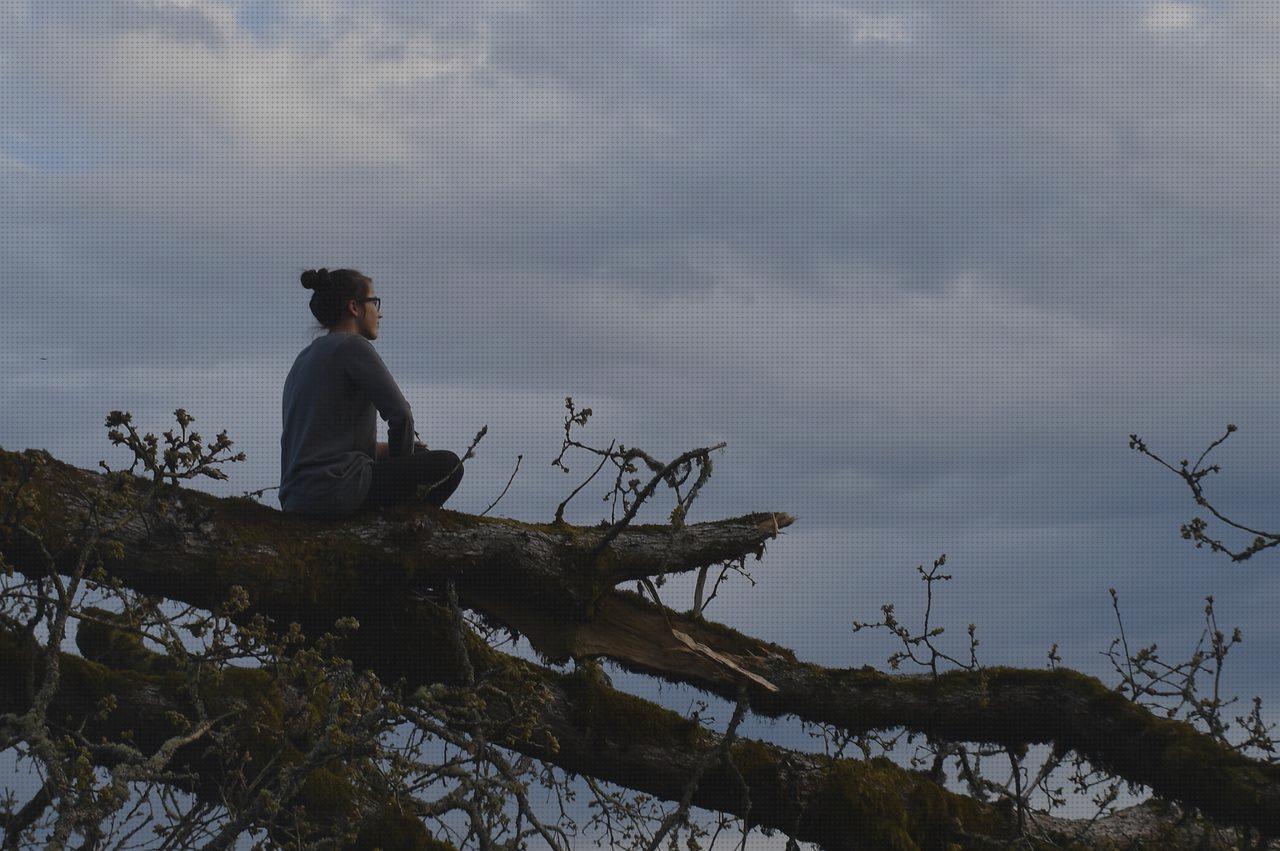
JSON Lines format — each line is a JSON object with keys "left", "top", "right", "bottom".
{"left": 645, "top": 687, "right": 750, "bottom": 851}
{"left": 420, "top": 426, "right": 488, "bottom": 501}
{"left": 553, "top": 440, "right": 615, "bottom": 524}
{"left": 479, "top": 455, "right": 523, "bottom": 518}
{"left": 1130, "top": 425, "right": 1280, "bottom": 562}
{"left": 588, "top": 443, "right": 727, "bottom": 564}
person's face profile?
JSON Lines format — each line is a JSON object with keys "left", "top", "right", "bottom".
{"left": 355, "top": 284, "right": 381, "bottom": 340}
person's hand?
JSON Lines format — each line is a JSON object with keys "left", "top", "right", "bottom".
{"left": 414, "top": 440, "right": 429, "bottom": 452}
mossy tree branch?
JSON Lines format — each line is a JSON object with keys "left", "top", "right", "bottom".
{"left": 1, "top": 600, "right": 1241, "bottom": 851}
{"left": 3, "top": 447, "right": 1279, "bottom": 844}
{"left": 0, "top": 620, "right": 450, "bottom": 850}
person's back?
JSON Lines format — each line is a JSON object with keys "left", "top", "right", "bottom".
{"left": 280, "top": 331, "right": 412, "bottom": 516}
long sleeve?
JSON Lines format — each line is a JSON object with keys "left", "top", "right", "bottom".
{"left": 341, "top": 335, "right": 415, "bottom": 459}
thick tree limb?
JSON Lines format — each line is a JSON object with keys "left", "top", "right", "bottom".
{"left": 0, "top": 615, "right": 1240, "bottom": 851}
{"left": 511, "top": 589, "right": 1280, "bottom": 838}
{"left": 3, "top": 449, "right": 1279, "bottom": 841}
{"left": 0, "top": 449, "right": 789, "bottom": 627}
{"left": 0, "top": 622, "right": 450, "bottom": 850}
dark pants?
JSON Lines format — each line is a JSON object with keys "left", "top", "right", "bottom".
{"left": 363, "top": 445, "right": 464, "bottom": 510}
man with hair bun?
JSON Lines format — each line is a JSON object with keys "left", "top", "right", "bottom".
{"left": 279, "top": 268, "right": 464, "bottom": 517}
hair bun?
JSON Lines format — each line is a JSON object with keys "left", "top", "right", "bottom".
{"left": 301, "top": 268, "right": 331, "bottom": 291}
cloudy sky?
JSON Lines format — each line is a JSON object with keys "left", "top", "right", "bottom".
{"left": 3, "top": 0, "right": 1279, "bottom": 839}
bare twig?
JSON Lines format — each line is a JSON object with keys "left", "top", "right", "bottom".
{"left": 644, "top": 687, "right": 750, "bottom": 851}
{"left": 1130, "top": 425, "right": 1280, "bottom": 562}
{"left": 479, "top": 454, "right": 523, "bottom": 518}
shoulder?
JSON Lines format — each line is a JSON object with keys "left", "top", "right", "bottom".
{"left": 336, "top": 334, "right": 395, "bottom": 379}
{"left": 335, "top": 331, "right": 369, "bottom": 349}
{"left": 337, "top": 333, "right": 379, "bottom": 359}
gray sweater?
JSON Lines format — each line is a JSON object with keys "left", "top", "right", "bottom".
{"left": 279, "top": 332, "right": 415, "bottom": 516}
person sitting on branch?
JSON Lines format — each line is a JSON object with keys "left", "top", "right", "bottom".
{"left": 279, "top": 267, "right": 463, "bottom": 517}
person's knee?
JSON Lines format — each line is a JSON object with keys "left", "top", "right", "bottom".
{"left": 432, "top": 450, "right": 463, "bottom": 484}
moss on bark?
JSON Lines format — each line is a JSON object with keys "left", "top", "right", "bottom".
{"left": 0, "top": 623, "right": 448, "bottom": 849}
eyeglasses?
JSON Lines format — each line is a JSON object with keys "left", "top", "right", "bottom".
{"left": 354, "top": 297, "right": 382, "bottom": 312}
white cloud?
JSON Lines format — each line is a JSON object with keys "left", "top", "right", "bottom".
{"left": 791, "top": 1, "right": 922, "bottom": 45}
{"left": 4, "top": 0, "right": 602, "bottom": 174}
{"left": 1142, "top": 2, "right": 1203, "bottom": 31}
{"left": 0, "top": 0, "right": 27, "bottom": 25}
{"left": 71, "top": 17, "right": 492, "bottom": 164}
{"left": 0, "top": 149, "right": 31, "bottom": 172}
{"left": 131, "top": 0, "right": 242, "bottom": 34}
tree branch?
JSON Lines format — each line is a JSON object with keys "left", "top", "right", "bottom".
{"left": 5, "top": 448, "right": 1280, "bottom": 841}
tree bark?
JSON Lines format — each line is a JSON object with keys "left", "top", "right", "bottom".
{"left": 0, "top": 611, "right": 1240, "bottom": 851}
{"left": 3, "top": 447, "right": 1278, "bottom": 843}
{"left": 0, "top": 619, "right": 451, "bottom": 850}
